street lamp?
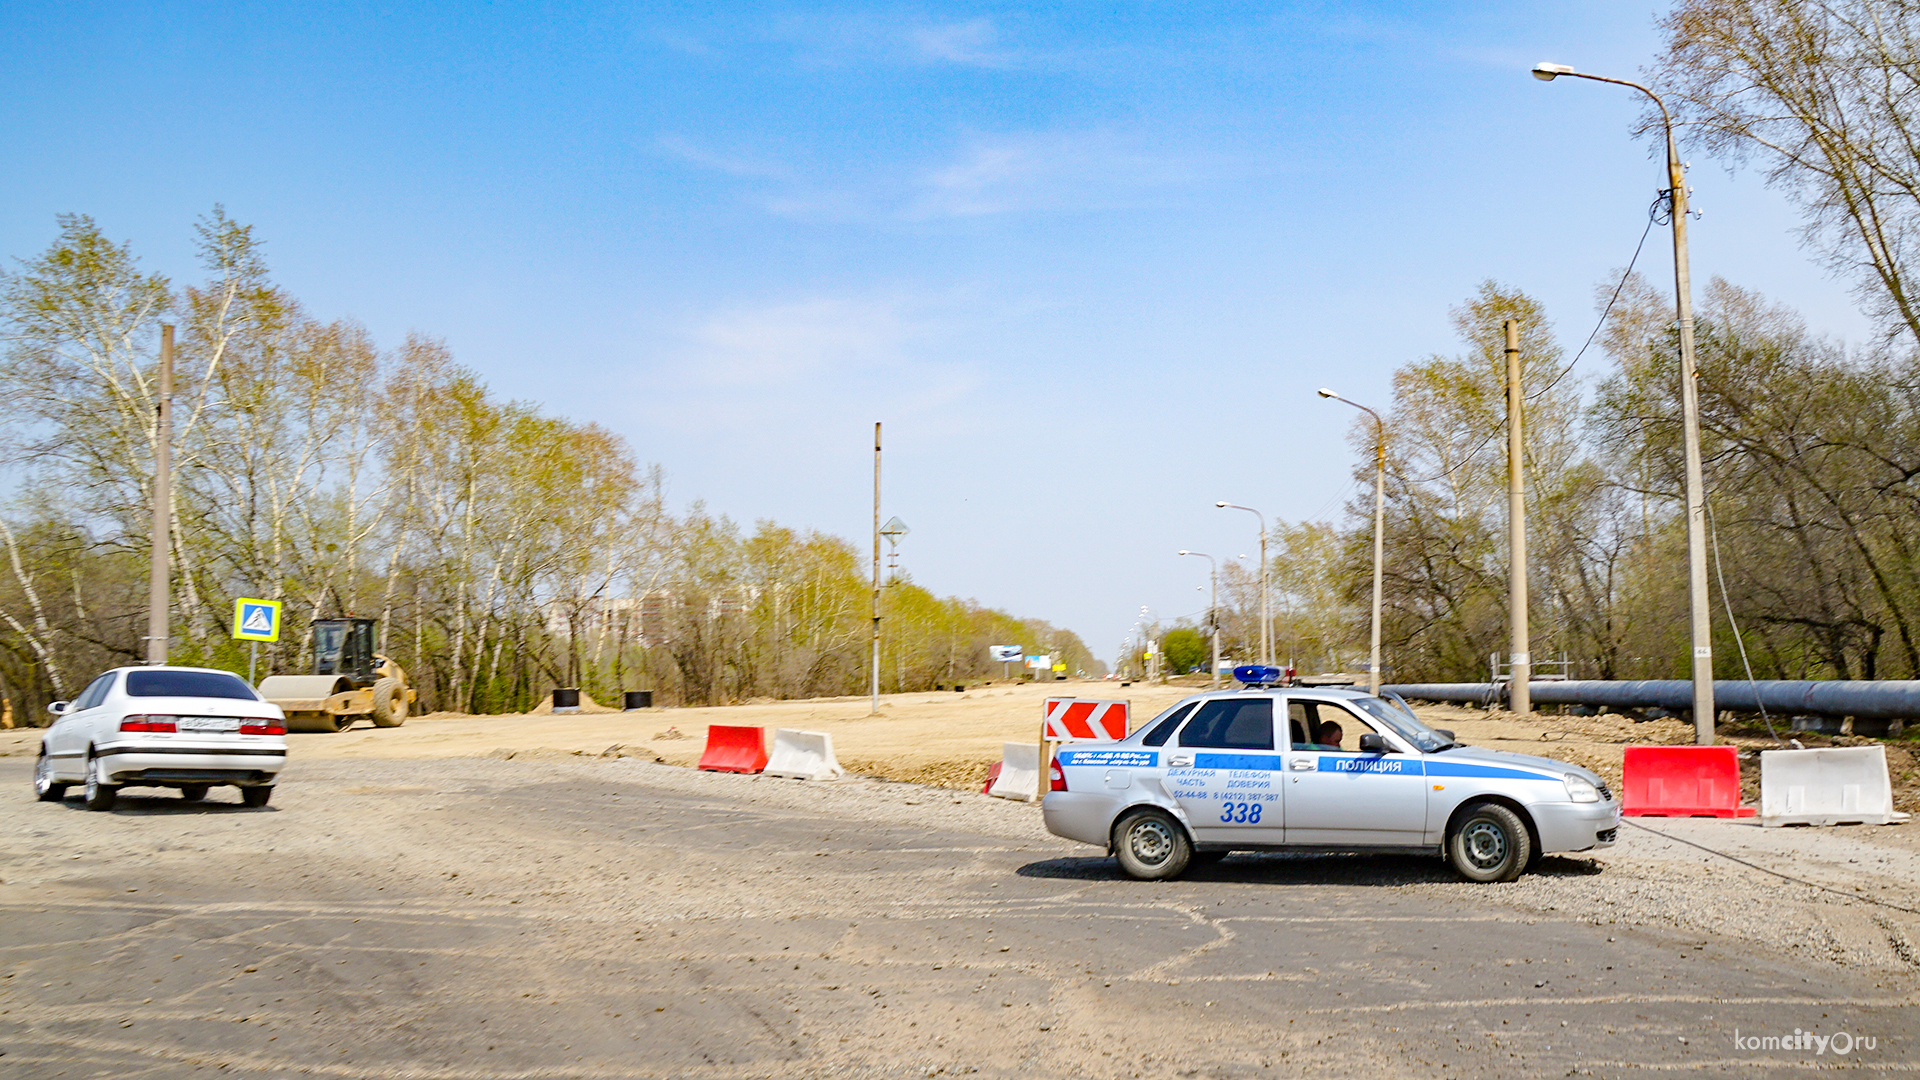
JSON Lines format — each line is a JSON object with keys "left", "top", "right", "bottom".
{"left": 1534, "top": 61, "right": 1715, "bottom": 745}
{"left": 1319, "top": 389, "right": 1387, "bottom": 695}
{"left": 1179, "top": 550, "right": 1220, "bottom": 687}
{"left": 1215, "top": 502, "right": 1270, "bottom": 667}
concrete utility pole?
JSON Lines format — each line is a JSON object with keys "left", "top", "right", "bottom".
{"left": 1318, "top": 390, "right": 1388, "bottom": 694}
{"left": 1505, "top": 319, "right": 1532, "bottom": 716}
{"left": 146, "top": 324, "right": 174, "bottom": 666}
{"left": 1179, "top": 550, "right": 1220, "bottom": 687}
{"left": 1534, "top": 62, "right": 1715, "bottom": 744}
{"left": 871, "top": 422, "right": 882, "bottom": 715}
{"left": 1215, "top": 503, "right": 1270, "bottom": 666}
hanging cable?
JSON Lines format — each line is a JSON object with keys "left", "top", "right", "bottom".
{"left": 1622, "top": 819, "right": 1920, "bottom": 915}
{"left": 1529, "top": 206, "right": 1659, "bottom": 403}
{"left": 1397, "top": 207, "right": 1659, "bottom": 485}
{"left": 1706, "top": 499, "right": 1785, "bottom": 743}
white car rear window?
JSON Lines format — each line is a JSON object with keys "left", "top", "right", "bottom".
{"left": 125, "top": 670, "right": 259, "bottom": 700}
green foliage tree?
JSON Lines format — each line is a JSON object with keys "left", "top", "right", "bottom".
{"left": 0, "top": 212, "right": 1108, "bottom": 717}
{"left": 1160, "top": 627, "right": 1207, "bottom": 674}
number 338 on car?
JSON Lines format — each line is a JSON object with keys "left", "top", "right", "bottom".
{"left": 1042, "top": 670, "right": 1619, "bottom": 882}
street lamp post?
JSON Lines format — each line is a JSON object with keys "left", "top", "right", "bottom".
{"left": 1215, "top": 503, "right": 1270, "bottom": 667}
{"left": 1179, "top": 550, "right": 1220, "bottom": 687}
{"left": 1318, "top": 389, "right": 1387, "bottom": 694}
{"left": 1534, "top": 61, "right": 1715, "bottom": 745}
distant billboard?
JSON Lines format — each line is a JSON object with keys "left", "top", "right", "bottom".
{"left": 988, "top": 644, "right": 1023, "bottom": 663}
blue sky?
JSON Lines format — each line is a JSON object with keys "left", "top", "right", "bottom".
{"left": 1, "top": 2, "right": 1873, "bottom": 665}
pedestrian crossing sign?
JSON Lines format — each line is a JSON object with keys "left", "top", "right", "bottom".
{"left": 233, "top": 598, "right": 282, "bottom": 643}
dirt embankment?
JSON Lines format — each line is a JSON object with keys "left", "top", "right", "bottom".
{"left": 5, "top": 677, "right": 1917, "bottom": 809}
{"left": 1414, "top": 703, "right": 1920, "bottom": 814}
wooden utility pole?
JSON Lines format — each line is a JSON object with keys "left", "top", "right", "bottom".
{"left": 870, "top": 422, "right": 881, "bottom": 715}
{"left": 147, "top": 324, "right": 174, "bottom": 666}
{"left": 1505, "top": 318, "right": 1531, "bottom": 715}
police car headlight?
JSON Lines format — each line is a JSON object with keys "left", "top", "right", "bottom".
{"left": 1563, "top": 775, "right": 1600, "bottom": 803}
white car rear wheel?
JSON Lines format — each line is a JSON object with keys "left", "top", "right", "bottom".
{"left": 1112, "top": 809, "right": 1192, "bottom": 881}
{"left": 83, "top": 757, "right": 118, "bottom": 812}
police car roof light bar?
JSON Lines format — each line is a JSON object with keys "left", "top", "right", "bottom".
{"left": 1232, "top": 664, "right": 1285, "bottom": 687}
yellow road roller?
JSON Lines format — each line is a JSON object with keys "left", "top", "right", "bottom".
{"left": 258, "top": 617, "right": 416, "bottom": 733}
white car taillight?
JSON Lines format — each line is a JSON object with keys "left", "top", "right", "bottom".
{"left": 1049, "top": 758, "right": 1067, "bottom": 792}
{"left": 239, "top": 720, "right": 286, "bottom": 736}
{"left": 120, "top": 715, "right": 177, "bottom": 733}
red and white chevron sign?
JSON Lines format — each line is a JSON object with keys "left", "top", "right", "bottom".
{"left": 1044, "top": 698, "right": 1129, "bottom": 742}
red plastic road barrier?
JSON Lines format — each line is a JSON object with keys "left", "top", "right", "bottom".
{"left": 1044, "top": 698, "right": 1130, "bottom": 741}
{"left": 981, "top": 761, "right": 1002, "bottom": 794}
{"left": 1622, "top": 745, "right": 1756, "bottom": 817}
{"left": 698, "top": 725, "right": 769, "bottom": 774}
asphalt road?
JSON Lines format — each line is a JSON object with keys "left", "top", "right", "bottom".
{"left": 1, "top": 756, "right": 1913, "bottom": 1079}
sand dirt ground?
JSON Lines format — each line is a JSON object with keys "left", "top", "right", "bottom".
{"left": 6, "top": 677, "right": 1917, "bottom": 808}
{"left": 7, "top": 681, "right": 1920, "bottom": 1075}
{"left": 6, "top": 754, "right": 1919, "bottom": 1077}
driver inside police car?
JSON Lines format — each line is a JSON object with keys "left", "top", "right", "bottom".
{"left": 1313, "top": 720, "right": 1344, "bottom": 750}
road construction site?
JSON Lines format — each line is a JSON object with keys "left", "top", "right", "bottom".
{"left": 3, "top": 681, "right": 1918, "bottom": 1076}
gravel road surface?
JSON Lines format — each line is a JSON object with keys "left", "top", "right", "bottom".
{"left": 2, "top": 756, "right": 1916, "bottom": 1078}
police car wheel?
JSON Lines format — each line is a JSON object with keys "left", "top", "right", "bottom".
{"left": 1448, "top": 802, "right": 1531, "bottom": 883}
{"left": 1113, "top": 809, "right": 1191, "bottom": 881}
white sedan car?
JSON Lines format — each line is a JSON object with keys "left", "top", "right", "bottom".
{"left": 35, "top": 666, "right": 288, "bottom": 810}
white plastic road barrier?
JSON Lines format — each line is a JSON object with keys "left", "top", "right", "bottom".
{"left": 987, "top": 741, "right": 1041, "bottom": 801}
{"left": 764, "top": 728, "right": 846, "bottom": 781}
{"left": 1761, "top": 746, "right": 1903, "bottom": 827}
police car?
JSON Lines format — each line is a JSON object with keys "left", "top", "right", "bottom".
{"left": 1042, "top": 667, "right": 1619, "bottom": 882}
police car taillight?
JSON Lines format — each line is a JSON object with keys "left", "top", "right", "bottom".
{"left": 120, "top": 715, "right": 177, "bottom": 732}
{"left": 1048, "top": 758, "right": 1067, "bottom": 792}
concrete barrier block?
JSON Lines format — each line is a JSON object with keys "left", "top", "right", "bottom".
{"left": 764, "top": 728, "right": 845, "bottom": 781}
{"left": 987, "top": 742, "right": 1040, "bottom": 801}
{"left": 1761, "top": 746, "right": 1902, "bottom": 827}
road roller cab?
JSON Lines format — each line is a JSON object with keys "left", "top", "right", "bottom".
{"left": 312, "top": 618, "right": 378, "bottom": 685}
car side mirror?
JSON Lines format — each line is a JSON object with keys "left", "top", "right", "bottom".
{"left": 1433, "top": 729, "right": 1455, "bottom": 743}
{"left": 1358, "top": 733, "right": 1391, "bottom": 754}
{"left": 46, "top": 701, "right": 68, "bottom": 717}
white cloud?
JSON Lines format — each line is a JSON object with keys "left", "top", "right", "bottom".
{"left": 678, "top": 296, "right": 917, "bottom": 386}
{"left": 655, "top": 135, "right": 791, "bottom": 181}
{"left": 907, "top": 19, "right": 1009, "bottom": 67}
{"left": 767, "top": 13, "right": 1018, "bottom": 69}
{"left": 658, "top": 117, "right": 1246, "bottom": 224}
{"left": 635, "top": 292, "right": 986, "bottom": 450}
{"left": 904, "top": 130, "right": 1212, "bottom": 219}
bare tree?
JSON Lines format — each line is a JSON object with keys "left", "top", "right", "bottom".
{"left": 1658, "top": 0, "right": 1920, "bottom": 346}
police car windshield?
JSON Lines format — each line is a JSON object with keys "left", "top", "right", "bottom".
{"left": 1346, "top": 695, "right": 1451, "bottom": 752}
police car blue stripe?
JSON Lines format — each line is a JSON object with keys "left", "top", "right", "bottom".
{"left": 1423, "top": 761, "right": 1559, "bottom": 782}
